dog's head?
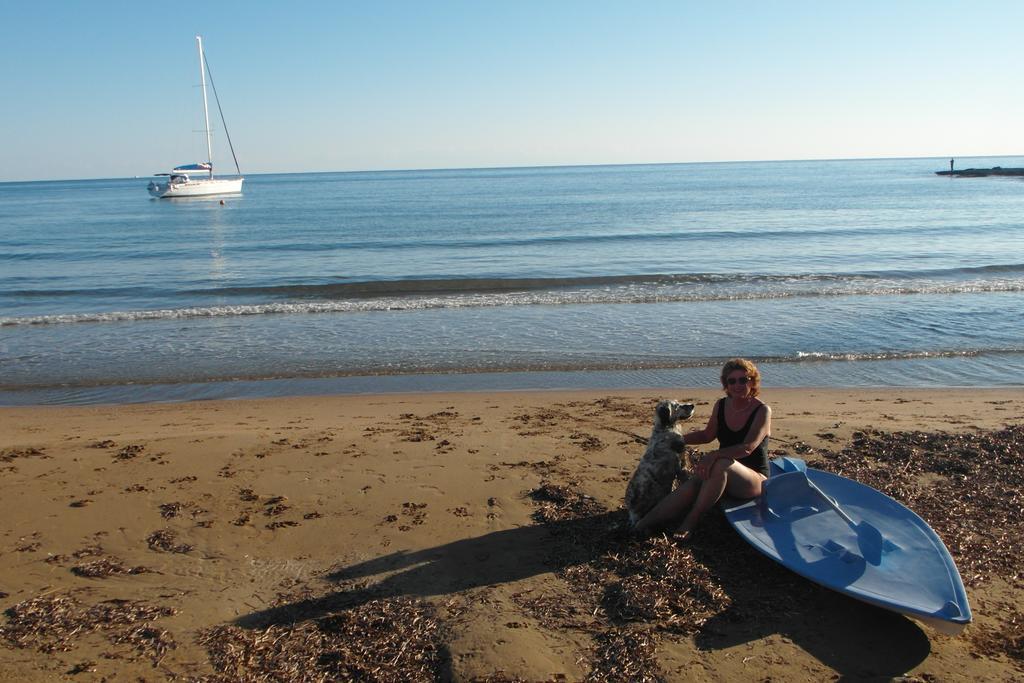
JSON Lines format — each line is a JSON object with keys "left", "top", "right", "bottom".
{"left": 654, "top": 400, "right": 695, "bottom": 430}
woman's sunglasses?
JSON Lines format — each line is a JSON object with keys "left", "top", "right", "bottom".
{"left": 726, "top": 376, "right": 751, "bottom": 385}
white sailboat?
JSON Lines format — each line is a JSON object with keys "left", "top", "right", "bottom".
{"left": 148, "top": 36, "right": 244, "bottom": 198}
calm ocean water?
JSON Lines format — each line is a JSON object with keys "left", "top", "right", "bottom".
{"left": 2, "top": 157, "right": 1023, "bottom": 405}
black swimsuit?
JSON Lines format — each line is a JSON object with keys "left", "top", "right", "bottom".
{"left": 715, "top": 398, "right": 769, "bottom": 476}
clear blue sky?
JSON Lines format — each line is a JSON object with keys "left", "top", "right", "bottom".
{"left": 2, "top": 1, "right": 1022, "bottom": 181}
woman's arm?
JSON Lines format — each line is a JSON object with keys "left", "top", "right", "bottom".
{"left": 682, "top": 401, "right": 719, "bottom": 446}
{"left": 694, "top": 404, "right": 772, "bottom": 478}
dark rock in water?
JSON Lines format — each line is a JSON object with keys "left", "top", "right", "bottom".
{"left": 936, "top": 167, "right": 1024, "bottom": 177}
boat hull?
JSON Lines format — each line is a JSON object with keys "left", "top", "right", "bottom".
{"left": 148, "top": 177, "right": 243, "bottom": 198}
{"left": 723, "top": 457, "right": 971, "bottom": 635}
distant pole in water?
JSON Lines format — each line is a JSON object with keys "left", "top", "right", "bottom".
{"left": 950, "top": 158, "right": 954, "bottom": 175}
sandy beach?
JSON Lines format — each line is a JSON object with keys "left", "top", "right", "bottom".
{"left": 1, "top": 387, "right": 1021, "bottom": 681}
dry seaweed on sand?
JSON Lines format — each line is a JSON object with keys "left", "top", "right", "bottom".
{"left": 970, "top": 609, "right": 1024, "bottom": 667}
{"left": 238, "top": 487, "right": 260, "bottom": 502}
{"left": 110, "top": 623, "right": 177, "bottom": 665}
{"left": 114, "top": 444, "right": 145, "bottom": 460}
{"left": 159, "top": 502, "right": 185, "bottom": 518}
{"left": 146, "top": 529, "right": 194, "bottom": 554}
{"left": 586, "top": 628, "right": 662, "bottom": 683}
{"left": 812, "top": 425, "right": 1024, "bottom": 586}
{"left": 197, "top": 596, "right": 445, "bottom": 682}
{"left": 511, "top": 591, "right": 592, "bottom": 630}
{"left": 524, "top": 478, "right": 723, "bottom": 679}
{"left": 66, "top": 660, "right": 98, "bottom": 674}
{"left": 71, "top": 557, "right": 152, "bottom": 578}
{"left": 525, "top": 481, "right": 725, "bottom": 634}
{"left": 0, "top": 447, "right": 48, "bottom": 463}
{"left": 529, "top": 482, "right": 606, "bottom": 523}
{"left": 597, "top": 536, "right": 730, "bottom": 634}
{"left": 0, "top": 593, "right": 175, "bottom": 655}
{"left": 72, "top": 544, "right": 105, "bottom": 559}
{"left": 523, "top": 475, "right": 811, "bottom": 678}
{"left": 525, "top": 480, "right": 740, "bottom": 633}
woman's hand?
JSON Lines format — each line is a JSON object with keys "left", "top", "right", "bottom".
{"left": 694, "top": 453, "right": 717, "bottom": 480}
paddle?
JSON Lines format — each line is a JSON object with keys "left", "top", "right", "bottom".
{"left": 804, "top": 478, "right": 885, "bottom": 565}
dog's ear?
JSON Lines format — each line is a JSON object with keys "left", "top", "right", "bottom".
{"left": 656, "top": 402, "right": 670, "bottom": 427}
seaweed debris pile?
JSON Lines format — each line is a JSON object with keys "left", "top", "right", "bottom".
{"left": 0, "top": 594, "right": 176, "bottom": 670}
{"left": 197, "top": 597, "right": 446, "bottom": 682}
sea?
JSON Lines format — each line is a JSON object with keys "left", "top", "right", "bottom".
{"left": 2, "top": 157, "right": 1023, "bottom": 406}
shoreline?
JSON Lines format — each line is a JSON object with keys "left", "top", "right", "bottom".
{"left": 2, "top": 388, "right": 1022, "bottom": 679}
{"left": 4, "top": 354, "right": 1024, "bottom": 407}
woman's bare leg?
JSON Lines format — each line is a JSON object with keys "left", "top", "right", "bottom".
{"left": 633, "top": 477, "right": 701, "bottom": 536}
{"left": 724, "top": 462, "right": 766, "bottom": 499}
{"left": 673, "top": 460, "right": 765, "bottom": 541}
{"left": 673, "top": 461, "right": 728, "bottom": 540}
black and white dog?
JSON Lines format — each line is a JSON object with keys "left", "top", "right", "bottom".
{"left": 624, "top": 400, "right": 695, "bottom": 528}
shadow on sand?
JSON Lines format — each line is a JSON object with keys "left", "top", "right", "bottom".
{"left": 688, "top": 514, "right": 932, "bottom": 679}
{"left": 235, "top": 506, "right": 930, "bottom": 679}
{"left": 235, "top": 510, "right": 624, "bottom": 628}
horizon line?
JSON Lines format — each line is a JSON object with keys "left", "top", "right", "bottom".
{"left": 3, "top": 152, "right": 1023, "bottom": 185}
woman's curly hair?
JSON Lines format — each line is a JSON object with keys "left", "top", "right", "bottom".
{"left": 720, "top": 358, "right": 761, "bottom": 397}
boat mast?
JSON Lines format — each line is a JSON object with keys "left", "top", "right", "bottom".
{"left": 196, "top": 35, "right": 214, "bottom": 179}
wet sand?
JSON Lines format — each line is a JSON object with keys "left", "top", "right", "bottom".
{"left": 1, "top": 388, "right": 1022, "bottom": 680}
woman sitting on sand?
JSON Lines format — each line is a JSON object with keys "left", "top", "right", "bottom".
{"left": 634, "top": 358, "right": 771, "bottom": 542}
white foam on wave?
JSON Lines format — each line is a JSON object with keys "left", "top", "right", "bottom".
{"left": 794, "top": 349, "right": 987, "bottom": 362}
{"left": 3, "top": 278, "right": 1022, "bottom": 327}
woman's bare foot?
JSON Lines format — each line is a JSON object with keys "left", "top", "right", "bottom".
{"left": 628, "top": 523, "right": 651, "bottom": 540}
{"left": 671, "top": 527, "right": 694, "bottom": 545}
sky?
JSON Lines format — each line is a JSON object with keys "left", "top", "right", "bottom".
{"left": 2, "top": 1, "right": 1022, "bottom": 182}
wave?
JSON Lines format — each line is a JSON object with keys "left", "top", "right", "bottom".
{"left": 792, "top": 349, "right": 994, "bottom": 362}
{"left": 194, "top": 264, "right": 1024, "bottom": 298}
{"left": 5, "top": 221, "right": 1021, "bottom": 263}
{"left": 0, "top": 247, "right": 200, "bottom": 263}
{"left": 6, "top": 264, "right": 1023, "bottom": 303}
{"left": 211, "top": 223, "right": 974, "bottom": 252}
{"left": 196, "top": 273, "right": 768, "bottom": 298}
{"left": 3, "top": 273, "right": 1023, "bottom": 327}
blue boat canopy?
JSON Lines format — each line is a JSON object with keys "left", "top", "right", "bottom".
{"left": 172, "top": 162, "right": 212, "bottom": 172}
